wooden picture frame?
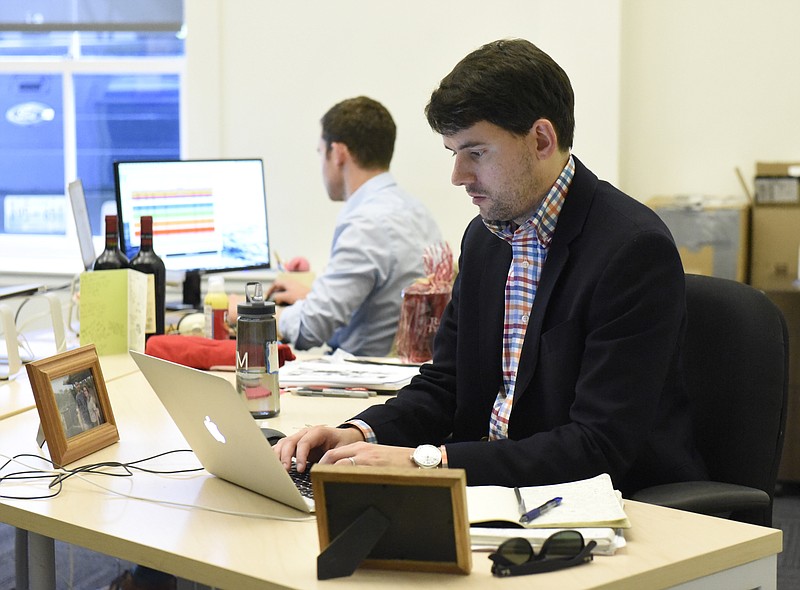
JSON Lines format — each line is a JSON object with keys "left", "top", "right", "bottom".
{"left": 311, "top": 465, "right": 472, "bottom": 577}
{"left": 26, "top": 344, "right": 119, "bottom": 466}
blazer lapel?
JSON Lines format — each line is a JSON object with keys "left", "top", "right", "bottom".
{"left": 479, "top": 234, "right": 510, "bottom": 393}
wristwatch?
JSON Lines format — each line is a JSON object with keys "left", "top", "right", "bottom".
{"left": 412, "top": 444, "right": 442, "bottom": 469}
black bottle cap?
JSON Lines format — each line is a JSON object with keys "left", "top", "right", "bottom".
{"left": 238, "top": 281, "right": 275, "bottom": 316}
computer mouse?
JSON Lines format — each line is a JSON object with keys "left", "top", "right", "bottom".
{"left": 260, "top": 427, "right": 286, "bottom": 446}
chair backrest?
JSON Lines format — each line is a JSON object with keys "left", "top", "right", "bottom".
{"left": 683, "top": 274, "right": 789, "bottom": 526}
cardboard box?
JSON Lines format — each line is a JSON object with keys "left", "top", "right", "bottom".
{"left": 754, "top": 162, "right": 800, "bottom": 206}
{"left": 648, "top": 195, "right": 750, "bottom": 283}
{"left": 749, "top": 206, "right": 800, "bottom": 290}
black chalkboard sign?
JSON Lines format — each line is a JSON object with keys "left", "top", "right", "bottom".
{"left": 311, "top": 465, "right": 472, "bottom": 578}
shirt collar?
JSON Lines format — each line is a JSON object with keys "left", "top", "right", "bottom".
{"left": 484, "top": 155, "right": 575, "bottom": 246}
{"left": 341, "top": 171, "right": 395, "bottom": 213}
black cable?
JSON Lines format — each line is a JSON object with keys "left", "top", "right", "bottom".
{"left": 12, "top": 282, "right": 72, "bottom": 324}
{"left": 0, "top": 449, "right": 202, "bottom": 500}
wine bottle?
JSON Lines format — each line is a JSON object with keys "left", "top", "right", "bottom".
{"left": 93, "top": 215, "right": 129, "bottom": 270}
{"left": 130, "top": 215, "right": 166, "bottom": 336}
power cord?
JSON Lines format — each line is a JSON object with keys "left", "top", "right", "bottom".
{"left": 12, "top": 282, "right": 72, "bottom": 325}
{"left": 0, "top": 450, "right": 202, "bottom": 500}
{"left": 7, "top": 282, "right": 73, "bottom": 364}
{"left": 0, "top": 451, "right": 315, "bottom": 522}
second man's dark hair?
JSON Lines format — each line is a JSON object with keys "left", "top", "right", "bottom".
{"left": 425, "top": 39, "right": 575, "bottom": 150}
{"left": 321, "top": 96, "right": 396, "bottom": 170}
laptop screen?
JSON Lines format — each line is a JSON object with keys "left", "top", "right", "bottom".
{"left": 68, "top": 179, "right": 97, "bottom": 271}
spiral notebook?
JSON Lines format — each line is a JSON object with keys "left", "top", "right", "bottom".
{"left": 467, "top": 473, "right": 630, "bottom": 529}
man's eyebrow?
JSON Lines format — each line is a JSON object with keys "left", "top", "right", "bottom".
{"left": 443, "top": 139, "right": 484, "bottom": 152}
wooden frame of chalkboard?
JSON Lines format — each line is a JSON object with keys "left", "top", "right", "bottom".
{"left": 311, "top": 464, "right": 472, "bottom": 577}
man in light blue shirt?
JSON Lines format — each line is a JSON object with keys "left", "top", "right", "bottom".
{"left": 271, "top": 97, "right": 442, "bottom": 356}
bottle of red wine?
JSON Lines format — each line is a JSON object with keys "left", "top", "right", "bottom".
{"left": 93, "top": 215, "right": 129, "bottom": 270}
{"left": 130, "top": 215, "right": 166, "bottom": 336}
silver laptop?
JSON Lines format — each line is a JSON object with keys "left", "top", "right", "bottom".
{"left": 130, "top": 351, "right": 314, "bottom": 513}
{"left": 68, "top": 179, "right": 97, "bottom": 271}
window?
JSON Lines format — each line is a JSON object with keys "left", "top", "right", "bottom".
{"left": 0, "top": 1, "right": 184, "bottom": 274}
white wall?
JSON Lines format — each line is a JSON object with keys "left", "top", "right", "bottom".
{"left": 619, "top": 0, "right": 800, "bottom": 201}
{"left": 10, "top": 1, "right": 800, "bottom": 283}
{"left": 184, "top": 0, "right": 621, "bottom": 271}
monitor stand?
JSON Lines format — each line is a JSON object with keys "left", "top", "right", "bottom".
{"left": 166, "top": 270, "right": 202, "bottom": 311}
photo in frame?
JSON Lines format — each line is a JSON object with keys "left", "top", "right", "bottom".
{"left": 26, "top": 344, "right": 119, "bottom": 465}
{"left": 311, "top": 465, "right": 472, "bottom": 579}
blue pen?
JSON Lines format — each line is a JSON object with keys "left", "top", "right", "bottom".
{"left": 519, "top": 496, "right": 562, "bottom": 524}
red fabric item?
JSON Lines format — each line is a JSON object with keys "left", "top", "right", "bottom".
{"left": 144, "top": 335, "right": 295, "bottom": 370}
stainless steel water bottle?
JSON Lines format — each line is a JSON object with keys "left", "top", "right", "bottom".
{"left": 235, "top": 281, "right": 280, "bottom": 418}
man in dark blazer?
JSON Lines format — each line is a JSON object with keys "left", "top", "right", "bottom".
{"left": 276, "top": 39, "right": 707, "bottom": 496}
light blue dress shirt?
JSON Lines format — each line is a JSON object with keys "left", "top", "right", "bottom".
{"left": 278, "top": 172, "right": 442, "bottom": 356}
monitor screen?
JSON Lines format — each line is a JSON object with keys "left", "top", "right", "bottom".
{"left": 114, "top": 159, "right": 271, "bottom": 307}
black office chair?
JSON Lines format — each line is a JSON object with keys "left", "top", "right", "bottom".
{"left": 632, "top": 274, "right": 789, "bottom": 527}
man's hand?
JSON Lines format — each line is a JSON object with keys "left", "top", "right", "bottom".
{"left": 274, "top": 425, "right": 365, "bottom": 471}
{"left": 315, "top": 441, "right": 419, "bottom": 469}
{"left": 266, "top": 276, "right": 311, "bottom": 305}
{"left": 273, "top": 425, "right": 419, "bottom": 471}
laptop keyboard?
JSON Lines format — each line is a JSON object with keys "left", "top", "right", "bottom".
{"left": 260, "top": 428, "right": 314, "bottom": 500}
{"left": 289, "top": 463, "right": 314, "bottom": 499}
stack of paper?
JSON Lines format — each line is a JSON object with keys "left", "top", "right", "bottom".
{"left": 278, "top": 356, "right": 420, "bottom": 392}
{"left": 467, "top": 473, "right": 629, "bottom": 555}
{"left": 470, "top": 527, "right": 625, "bottom": 556}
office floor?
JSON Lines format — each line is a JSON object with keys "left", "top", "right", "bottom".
{"left": 0, "top": 488, "right": 798, "bottom": 589}
{"left": 0, "top": 526, "right": 132, "bottom": 589}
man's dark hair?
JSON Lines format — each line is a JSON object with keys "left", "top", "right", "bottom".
{"left": 321, "top": 96, "right": 396, "bottom": 169}
{"left": 425, "top": 39, "right": 575, "bottom": 150}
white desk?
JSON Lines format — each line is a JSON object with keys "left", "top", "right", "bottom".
{"left": 0, "top": 352, "right": 139, "bottom": 420}
{"left": 0, "top": 367, "right": 783, "bottom": 590}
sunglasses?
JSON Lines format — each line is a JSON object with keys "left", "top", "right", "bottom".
{"left": 488, "top": 530, "right": 596, "bottom": 577}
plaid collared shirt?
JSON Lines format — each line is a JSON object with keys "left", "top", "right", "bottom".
{"left": 483, "top": 155, "right": 575, "bottom": 440}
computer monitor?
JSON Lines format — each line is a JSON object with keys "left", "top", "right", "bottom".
{"left": 114, "top": 159, "right": 271, "bottom": 309}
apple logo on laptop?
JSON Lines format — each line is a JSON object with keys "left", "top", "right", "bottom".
{"left": 204, "top": 415, "right": 226, "bottom": 444}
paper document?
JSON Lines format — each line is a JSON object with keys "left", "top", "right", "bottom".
{"left": 467, "top": 473, "right": 630, "bottom": 529}
{"left": 470, "top": 526, "right": 626, "bottom": 556}
{"left": 278, "top": 351, "right": 419, "bottom": 392}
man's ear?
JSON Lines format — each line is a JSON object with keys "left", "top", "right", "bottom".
{"left": 529, "top": 119, "right": 559, "bottom": 160}
{"left": 329, "top": 141, "right": 350, "bottom": 166}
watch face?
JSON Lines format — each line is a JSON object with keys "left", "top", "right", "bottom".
{"left": 413, "top": 444, "right": 441, "bottom": 468}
